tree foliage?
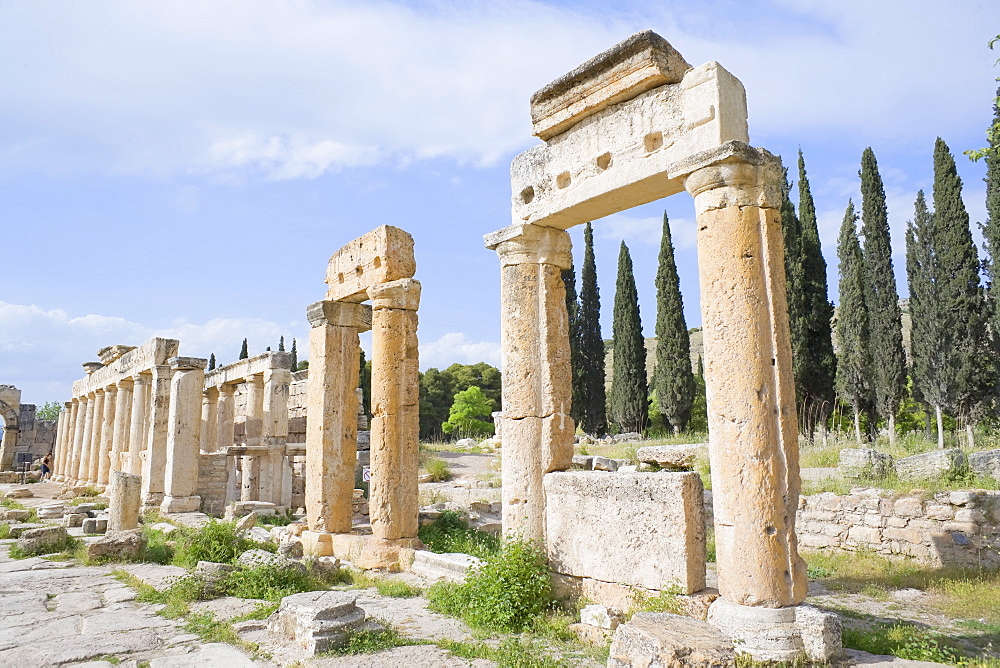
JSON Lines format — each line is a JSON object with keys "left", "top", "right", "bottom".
{"left": 419, "top": 362, "right": 501, "bottom": 441}
{"left": 609, "top": 241, "right": 648, "bottom": 434}
{"left": 35, "top": 401, "right": 62, "bottom": 421}
{"left": 653, "top": 212, "right": 694, "bottom": 432}
{"left": 359, "top": 349, "right": 372, "bottom": 419}
{"left": 562, "top": 263, "right": 583, "bottom": 426}
{"left": 442, "top": 385, "right": 496, "bottom": 437}
{"left": 576, "top": 223, "right": 607, "bottom": 436}
{"left": 289, "top": 339, "right": 298, "bottom": 372}
{"left": 835, "top": 200, "right": 873, "bottom": 442}
{"left": 207, "top": 353, "right": 216, "bottom": 371}
{"left": 239, "top": 338, "right": 249, "bottom": 360}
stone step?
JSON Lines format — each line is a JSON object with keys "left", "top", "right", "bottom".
{"left": 409, "top": 551, "right": 481, "bottom": 582}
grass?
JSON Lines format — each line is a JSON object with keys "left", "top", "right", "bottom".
{"left": 256, "top": 512, "right": 295, "bottom": 527}
{"left": 9, "top": 534, "right": 81, "bottom": 559}
{"left": 423, "top": 456, "right": 453, "bottom": 482}
{"left": 628, "top": 586, "right": 684, "bottom": 617}
{"left": 0, "top": 524, "right": 10, "bottom": 539}
{"left": 171, "top": 519, "right": 265, "bottom": 568}
{"left": 842, "top": 621, "right": 965, "bottom": 664}
{"left": 319, "top": 622, "right": 421, "bottom": 656}
{"left": 375, "top": 578, "right": 422, "bottom": 598}
{"left": 418, "top": 509, "right": 500, "bottom": 560}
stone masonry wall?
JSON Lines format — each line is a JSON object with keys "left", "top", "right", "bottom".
{"left": 797, "top": 488, "right": 1000, "bottom": 568}
{"left": 198, "top": 452, "right": 229, "bottom": 517}
{"left": 15, "top": 405, "right": 57, "bottom": 463}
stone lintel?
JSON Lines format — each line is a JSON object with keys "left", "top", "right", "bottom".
{"left": 367, "top": 278, "right": 421, "bottom": 311}
{"left": 306, "top": 300, "right": 373, "bottom": 330}
{"left": 204, "top": 351, "right": 293, "bottom": 389}
{"left": 531, "top": 30, "right": 691, "bottom": 140}
{"left": 97, "top": 344, "right": 137, "bottom": 365}
{"left": 325, "top": 225, "right": 416, "bottom": 302}
{"left": 484, "top": 224, "right": 572, "bottom": 269}
{"left": 73, "top": 337, "right": 180, "bottom": 397}
{"left": 168, "top": 356, "right": 208, "bottom": 371}
{"left": 510, "top": 62, "right": 748, "bottom": 230}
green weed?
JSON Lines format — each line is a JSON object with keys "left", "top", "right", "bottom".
{"left": 424, "top": 457, "right": 453, "bottom": 482}
{"left": 375, "top": 578, "right": 421, "bottom": 598}
{"left": 0, "top": 523, "right": 10, "bottom": 540}
{"left": 418, "top": 509, "right": 500, "bottom": 560}
{"left": 842, "top": 622, "right": 961, "bottom": 664}
{"left": 223, "top": 563, "right": 323, "bottom": 601}
{"left": 9, "top": 534, "right": 81, "bottom": 559}
{"left": 321, "top": 622, "right": 420, "bottom": 656}
{"left": 171, "top": 519, "right": 260, "bottom": 568}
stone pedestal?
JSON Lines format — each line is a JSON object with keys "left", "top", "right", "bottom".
{"left": 108, "top": 470, "right": 142, "bottom": 531}
{"left": 161, "top": 357, "right": 207, "bottom": 514}
{"left": 707, "top": 599, "right": 841, "bottom": 662}
{"left": 305, "top": 300, "right": 371, "bottom": 534}
{"left": 686, "top": 159, "right": 806, "bottom": 608}
{"left": 485, "top": 224, "right": 575, "bottom": 542}
{"left": 367, "top": 278, "right": 420, "bottom": 541}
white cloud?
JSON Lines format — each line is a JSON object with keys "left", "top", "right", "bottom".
{"left": 420, "top": 332, "right": 501, "bottom": 371}
{"left": 595, "top": 212, "right": 697, "bottom": 250}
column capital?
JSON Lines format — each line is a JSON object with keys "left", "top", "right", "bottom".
{"left": 94, "top": 388, "right": 106, "bottom": 396}
{"left": 682, "top": 146, "right": 784, "bottom": 212}
{"left": 63, "top": 401, "right": 73, "bottom": 409}
{"left": 484, "top": 224, "right": 572, "bottom": 269}
{"left": 219, "top": 383, "right": 237, "bottom": 396}
{"left": 246, "top": 373, "right": 264, "bottom": 388}
{"left": 131, "top": 371, "right": 149, "bottom": 385}
{"left": 368, "top": 278, "right": 421, "bottom": 311}
{"left": 115, "top": 377, "right": 134, "bottom": 390}
{"left": 306, "top": 300, "right": 372, "bottom": 331}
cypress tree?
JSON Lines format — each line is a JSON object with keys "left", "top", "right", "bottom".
{"left": 983, "top": 84, "right": 1000, "bottom": 412}
{"left": 359, "top": 349, "right": 371, "bottom": 418}
{"left": 563, "top": 263, "right": 583, "bottom": 425}
{"left": 653, "top": 212, "right": 695, "bottom": 433}
{"left": 609, "top": 241, "right": 648, "bottom": 434}
{"left": 290, "top": 339, "right": 298, "bottom": 371}
{"left": 278, "top": 336, "right": 285, "bottom": 352}
{"left": 782, "top": 166, "right": 805, "bottom": 372}
{"left": 239, "top": 338, "right": 248, "bottom": 360}
{"left": 577, "top": 223, "right": 607, "bottom": 436}
{"left": 859, "top": 148, "right": 906, "bottom": 445}
{"left": 208, "top": 353, "right": 216, "bottom": 371}
{"left": 906, "top": 190, "right": 947, "bottom": 447}
{"left": 796, "top": 150, "right": 837, "bottom": 439}
{"left": 933, "top": 138, "right": 987, "bottom": 445}
{"left": 835, "top": 201, "right": 873, "bottom": 442}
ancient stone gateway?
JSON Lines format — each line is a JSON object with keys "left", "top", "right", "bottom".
{"left": 485, "top": 31, "right": 838, "bottom": 661}
{"left": 302, "top": 225, "right": 422, "bottom": 569}
{"left": 0, "top": 385, "right": 21, "bottom": 472}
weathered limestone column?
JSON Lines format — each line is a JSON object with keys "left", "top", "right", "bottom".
{"left": 108, "top": 470, "right": 142, "bottom": 531}
{"left": 110, "top": 379, "right": 132, "bottom": 475}
{"left": 241, "top": 374, "right": 264, "bottom": 501}
{"left": 70, "top": 396, "right": 89, "bottom": 482}
{"left": 485, "top": 224, "right": 575, "bottom": 542}
{"left": 52, "top": 404, "right": 71, "bottom": 479}
{"left": 58, "top": 401, "right": 75, "bottom": 477}
{"left": 97, "top": 384, "right": 118, "bottom": 485}
{"left": 685, "top": 157, "right": 805, "bottom": 609}
{"left": 79, "top": 392, "right": 99, "bottom": 484}
{"left": 367, "top": 278, "right": 421, "bottom": 541}
{"left": 127, "top": 373, "right": 148, "bottom": 476}
{"left": 0, "top": 425, "right": 17, "bottom": 471}
{"left": 141, "top": 364, "right": 172, "bottom": 507}
{"left": 162, "top": 357, "right": 207, "bottom": 513}
{"left": 201, "top": 387, "right": 219, "bottom": 453}
{"left": 303, "top": 300, "right": 371, "bottom": 542}
{"left": 260, "top": 357, "right": 291, "bottom": 506}
{"left": 216, "top": 384, "right": 236, "bottom": 452}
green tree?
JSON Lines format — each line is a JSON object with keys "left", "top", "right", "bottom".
{"left": 442, "top": 386, "right": 496, "bottom": 438}
{"left": 563, "top": 263, "right": 583, "bottom": 426}
{"left": 289, "top": 339, "right": 298, "bottom": 372}
{"left": 208, "top": 353, "right": 216, "bottom": 371}
{"left": 239, "top": 338, "right": 248, "bottom": 360}
{"left": 609, "top": 241, "right": 648, "bottom": 434}
{"left": 933, "top": 138, "right": 989, "bottom": 445}
{"left": 906, "top": 190, "right": 948, "bottom": 447}
{"left": 577, "top": 223, "right": 607, "bottom": 436}
{"left": 983, "top": 84, "right": 1000, "bottom": 415}
{"left": 653, "top": 212, "right": 695, "bottom": 433}
{"left": 835, "top": 200, "right": 873, "bottom": 442}
{"left": 359, "top": 349, "right": 372, "bottom": 419}
{"left": 419, "top": 367, "right": 455, "bottom": 441}
{"left": 860, "top": 147, "right": 906, "bottom": 445}
{"left": 278, "top": 336, "right": 285, "bottom": 352}
{"left": 795, "top": 150, "right": 837, "bottom": 439}
{"left": 35, "top": 401, "right": 61, "bottom": 421}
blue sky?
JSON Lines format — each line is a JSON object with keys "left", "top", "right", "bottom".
{"left": 2, "top": 0, "right": 999, "bottom": 405}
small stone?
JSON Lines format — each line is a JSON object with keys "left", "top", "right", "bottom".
{"left": 235, "top": 512, "right": 257, "bottom": 531}
{"left": 87, "top": 529, "right": 146, "bottom": 561}
{"left": 608, "top": 612, "right": 734, "bottom": 667}
{"left": 4, "top": 488, "right": 33, "bottom": 499}
{"left": 279, "top": 541, "right": 304, "bottom": 559}
{"left": 237, "top": 548, "right": 307, "bottom": 574}
{"left": 592, "top": 456, "right": 618, "bottom": 472}
{"left": 581, "top": 603, "right": 619, "bottom": 629}
{"left": 16, "top": 526, "right": 68, "bottom": 555}
{"left": 248, "top": 526, "right": 272, "bottom": 544}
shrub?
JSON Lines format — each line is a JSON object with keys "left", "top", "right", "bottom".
{"left": 417, "top": 510, "right": 500, "bottom": 560}
{"left": 424, "top": 457, "right": 453, "bottom": 482}
{"left": 223, "top": 563, "right": 318, "bottom": 601}
{"left": 172, "top": 520, "right": 259, "bottom": 568}
{"left": 428, "top": 538, "right": 551, "bottom": 633}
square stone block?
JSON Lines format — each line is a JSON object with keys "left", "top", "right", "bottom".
{"left": 325, "top": 226, "right": 415, "bottom": 302}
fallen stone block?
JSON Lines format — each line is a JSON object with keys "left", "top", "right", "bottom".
{"left": 839, "top": 448, "right": 895, "bottom": 481}
{"left": 969, "top": 449, "right": 1000, "bottom": 479}
{"left": 237, "top": 548, "right": 307, "bottom": 574}
{"left": 268, "top": 590, "right": 377, "bottom": 654}
{"left": 16, "top": 526, "right": 69, "bottom": 555}
{"left": 635, "top": 443, "right": 709, "bottom": 470}
{"left": 278, "top": 540, "right": 304, "bottom": 559}
{"left": 194, "top": 560, "right": 238, "bottom": 596}
{"left": 87, "top": 529, "right": 146, "bottom": 561}
{"left": 64, "top": 513, "right": 87, "bottom": 528}
{"left": 581, "top": 603, "right": 620, "bottom": 629}
{"left": 235, "top": 512, "right": 257, "bottom": 531}
{"left": 455, "top": 438, "right": 477, "bottom": 450}
{"left": 248, "top": 526, "right": 273, "bottom": 544}
{"left": 81, "top": 518, "right": 108, "bottom": 535}
{"left": 0, "top": 508, "right": 31, "bottom": 521}
{"left": 4, "top": 487, "right": 33, "bottom": 499}
{"left": 608, "top": 612, "right": 735, "bottom": 667}
{"left": 410, "top": 550, "right": 481, "bottom": 582}
{"left": 592, "top": 456, "right": 619, "bottom": 472}
{"left": 896, "top": 449, "right": 968, "bottom": 482}
{"left": 8, "top": 522, "right": 45, "bottom": 538}
{"left": 150, "top": 522, "right": 180, "bottom": 535}
{"left": 571, "top": 454, "right": 594, "bottom": 469}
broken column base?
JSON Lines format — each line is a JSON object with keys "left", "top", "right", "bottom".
{"left": 268, "top": 590, "right": 380, "bottom": 654}
{"left": 608, "top": 612, "right": 735, "bottom": 667}
{"left": 160, "top": 495, "right": 202, "bottom": 514}
{"left": 707, "top": 598, "right": 842, "bottom": 663}
{"left": 301, "top": 531, "right": 422, "bottom": 571}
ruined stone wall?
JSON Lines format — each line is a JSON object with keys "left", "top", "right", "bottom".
{"left": 796, "top": 488, "right": 1000, "bottom": 568}
{"left": 197, "top": 452, "right": 229, "bottom": 517}
{"left": 288, "top": 371, "right": 308, "bottom": 443}
{"left": 15, "top": 405, "right": 57, "bottom": 461}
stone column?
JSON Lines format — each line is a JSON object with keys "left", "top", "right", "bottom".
{"left": 81, "top": 391, "right": 102, "bottom": 484}
{"left": 52, "top": 405, "right": 70, "bottom": 479}
{"left": 216, "top": 384, "right": 236, "bottom": 452}
{"left": 162, "top": 357, "right": 207, "bottom": 513}
{"left": 127, "top": 373, "right": 148, "bottom": 476}
{"left": 485, "top": 224, "right": 575, "bottom": 542}
{"left": 0, "top": 425, "right": 17, "bottom": 471}
{"left": 201, "top": 387, "right": 219, "bottom": 453}
{"left": 70, "top": 396, "right": 89, "bottom": 482}
{"left": 241, "top": 374, "right": 264, "bottom": 501}
{"left": 97, "top": 384, "right": 118, "bottom": 485}
{"left": 304, "top": 300, "right": 371, "bottom": 540}
{"left": 57, "top": 401, "right": 75, "bottom": 478}
{"left": 367, "top": 278, "right": 421, "bottom": 541}
{"left": 108, "top": 470, "right": 142, "bottom": 531}
{"left": 110, "top": 379, "right": 132, "bottom": 475}
{"left": 260, "top": 357, "right": 291, "bottom": 506}
{"left": 141, "top": 364, "right": 172, "bottom": 507}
